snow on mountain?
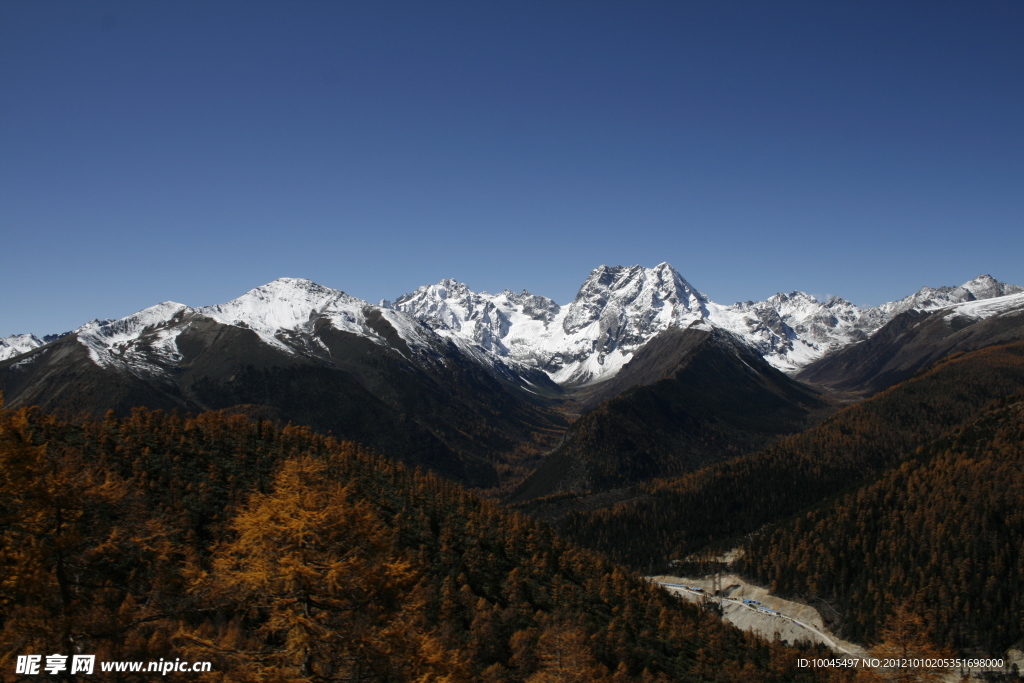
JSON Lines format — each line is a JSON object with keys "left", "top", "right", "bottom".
{"left": 75, "top": 302, "right": 192, "bottom": 374}
{"left": 198, "top": 278, "right": 343, "bottom": 336}
{"left": 4, "top": 270, "right": 1020, "bottom": 385}
{"left": 387, "top": 262, "right": 858, "bottom": 382}
{"left": 875, "top": 274, "right": 1024, "bottom": 320}
{"left": 381, "top": 278, "right": 558, "bottom": 356}
{"left": 383, "top": 278, "right": 566, "bottom": 370}
{"left": 551, "top": 264, "right": 711, "bottom": 383}
{"left": 196, "top": 277, "right": 387, "bottom": 356}
{"left": 705, "top": 293, "right": 883, "bottom": 373}
{"left": 388, "top": 268, "right": 1024, "bottom": 381}
{"left": 0, "top": 333, "right": 45, "bottom": 361}
{"left": 60, "top": 278, "right": 492, "bottom": 378}
{"left": 681, "top": 274, "right": 1021, "bottom": 372}
{"left": 943, "top": 290, "right": 1024, "bottom": 323}
{"left": 385, "top": 263, "right": 713, "bottom": 385}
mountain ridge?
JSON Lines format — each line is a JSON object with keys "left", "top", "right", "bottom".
{"left": 382, "top": 266, "right": 1023, "bottom": 382}
{"left": 0, "top": 277, "right": 570, "bottom": 487}
{"left": 3, "top": 268, "right": 1022, "bottom": 386}
{"left": 796, "top": 291, "right": 1024, "bottom": 395}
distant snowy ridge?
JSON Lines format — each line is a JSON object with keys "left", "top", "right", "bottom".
{"left": 383, "top": 263, "right": 710, "bottom": 384}
{"left": 197, "top": 278, "right": 376, "bottom": 355}
{"left": 74, "top": 302, "right": 193, "bottom": 375}
{"left": 384, "top": 262, "right": 840, "bottom": 381}
{"left": 64, "top": 278, "right": 460, "bottom": 377}
{"left": 0, "top": 333, "right": 45, "bottom": 362}
{"left": 40, "top": 277, "right": 540, "bottom": 381}
{"left": 877, "top": 274, "right": 1023, "bottom": 319}
{"left": 943, "top": 290, "right": 1024, "bottom": 323}
{"left": 385, "top": 267, "right": 1024, "bottom": 381}
{"left": 3, "top": 269, "right": 1022, "bottom": 385}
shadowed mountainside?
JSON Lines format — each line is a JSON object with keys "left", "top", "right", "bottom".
{"left": 796, "top": 297, "right": 1024, "bottom": 396}
{"left": 740, "top": 394, "right": 1024, "bottom": 654}
{"left": 0, "top": 317, "right": 567, "bottom": 487}
{"left": 558, "top": 341, "right": 1024, "bottom": 580}
{"left": 512, "top": 326, "right": 829, "bottom": 503}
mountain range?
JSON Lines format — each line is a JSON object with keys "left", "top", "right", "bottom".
{"left": 382, "top": 265, "right": 1023, "bottom": 381}
{"left": 2, "top": 265, "right": 1023, "bottom": 491}
{"left": 5, "top": 265, "right": 1020, "bottom": 376}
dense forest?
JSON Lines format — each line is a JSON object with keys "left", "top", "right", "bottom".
{"left": 0, "top": 405, "right": 855, "bottom": 682}
{"left": 559, "top": 342, "right": 1024, "bottom": 577}
{"left": 551, "top": 342, "right": 1024, "bottom": 663}
{"left": 741, "top": 395, "right": 1024, "bottom": 654}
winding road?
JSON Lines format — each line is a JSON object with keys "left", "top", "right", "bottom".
{"left": 656, "top": 582, "right": 858, "bottom": 658}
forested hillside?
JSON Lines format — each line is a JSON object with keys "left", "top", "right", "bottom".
{"left": 559, "top": 342, "right": 1024, "bottom": 578}
{"left": 0, "top": 405, "right": 851, "bottom": 682}
{"left": 0, "top": 310, "right": 570, "bottom": 490}
{"left": 741, "top": 395, "right": 1024, "bottom": 654}
{"left": 512, "top": 328, "right": 826, "bottom": 502}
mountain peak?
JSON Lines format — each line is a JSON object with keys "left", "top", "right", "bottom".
{"left": 388, "top": 279, "right": 476, "bottom": 326}
{"left": 196, "top": 279, "right": 362, "bottom": 349}
{"left": 958, "top": 274, "right": 1023, "bottom": 300}
{"left": 269, "top": 276, "right": 315, "bottom": 285}
{"left": 877, "top": 274, "right": 1024, "bottom": 319}
{"left": 432, "top": 278, "right": 475, "bottom": 298}
{"left": 72, "top": 301, "right": 192, "bottom": 372}
{"left": 253, "top": 277, "right": 343, "bottom": 298}
{"left": 766, "top": 291, "right": 820, "bottom": 306}
{"left": 569, "top": 264, "right": 705, "bottom": 321}
{"left": 76, "top": 302, "right": 190, "bottom": 335}
{"left": 223, "top": 278, "right": 347, "bottom": 305}
{"left": 577, "top": 263, "right": 703, "bottom": 298}
{"left": 0, "top": 333, "right": 45, "bottom": 362}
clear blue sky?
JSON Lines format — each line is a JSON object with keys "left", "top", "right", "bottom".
{"left": 2, "top": 1, "right": 1022, "bottom": 336}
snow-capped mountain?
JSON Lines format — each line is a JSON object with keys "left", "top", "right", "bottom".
{"left": 61, "top": 278, "right": 468, "bottom": 379}
{"left": 386, "top": 266, "right": 1024, "bottom": 381}
{"left": 6, "top": 267, "right": 1018, "bottom": 492}
{"left": 796, "top": 288, "right": 1024, "bottom": 395}
{"left": 0, "top": 333, "right": 45, "bottom": 362}
{"left": 4, "top": 267, "right": 1022, "bottom": 386}
{"left": 197, "top": 278, "right": 405, "bottom": 354}
{"left": 944, "top": 289, "right": 1024, "bottom": 323}
{"left": 741, "top": 274, "right": 1022, "bottom": 372}
{"left": 383, "top": 263, "right": 710, "bottom": 385}
{"left": 877, "top": 274, "right": 1023, "bottom": 320}
{"left": 0, "top": 277, "right": 567, "bottom": 486}
{"left": 703, "top": 293, "right": 877, "bottom": 372}
{"left": 75, "top": 302, "right": 192, "bottom": 375}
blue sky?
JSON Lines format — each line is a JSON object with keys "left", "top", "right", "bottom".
{"left": 2, "top": 1, "right": 1022, "bottom": 336}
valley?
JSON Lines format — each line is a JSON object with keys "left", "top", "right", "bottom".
{"left": 651, "top": 573, "right": 867, "bottom": 659}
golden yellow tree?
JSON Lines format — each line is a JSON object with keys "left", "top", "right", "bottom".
{"left": 187, "top": 454, "right": 469, "bottom": 682}
{"left": 0, "top": 407, "right": 177, "bottom": 669}
{"left": 871, "top": 605, "right": 953, "bottom": 683}
{"left": 525, "top": 620, "right": 607, "bottom": 683}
